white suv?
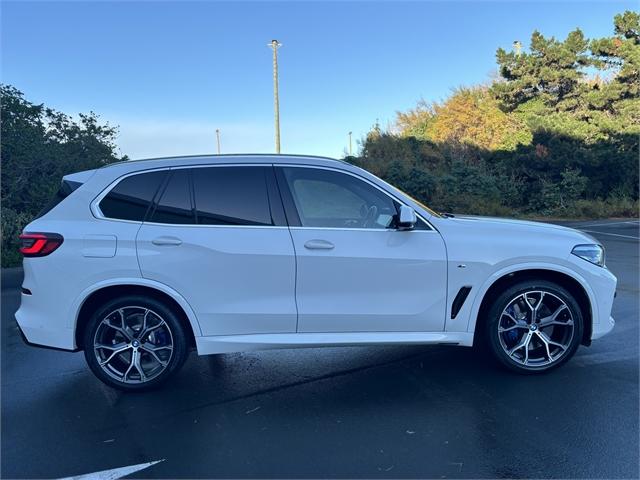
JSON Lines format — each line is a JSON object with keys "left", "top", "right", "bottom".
{"left": 16, "top": 154, "right": 616, "bottom": 390}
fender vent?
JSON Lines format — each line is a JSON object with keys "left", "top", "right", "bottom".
{"left": 451, "top": 286, "right": 472, "bottom": 319}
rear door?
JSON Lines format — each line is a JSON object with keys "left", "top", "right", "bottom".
{"left": 276, "top": 165, "right": 448, "bottom": 333}
{"left": 136, "top": 165, "right": 297, "bottom": 336}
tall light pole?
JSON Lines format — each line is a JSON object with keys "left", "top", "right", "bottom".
{"left": 215, "top": 129, "right": 221, "bottom": 154}
{"left": 268, "top": 39, "right": 282, "bottom": 153}
{"left": 513, "top": 40, "right": 522, "bottom": 56}
{"left": 348, "top": 131, "right": 353, "bottom": 156}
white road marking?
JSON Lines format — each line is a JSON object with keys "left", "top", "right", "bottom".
{"left": 578, "top": 220, "right": 640, "bottom": 228}
{"left": 581, "top": 229, "right": 640, "bottom": 240}
{"left": 60, "top": 459, "right": 164, "bottom": 480}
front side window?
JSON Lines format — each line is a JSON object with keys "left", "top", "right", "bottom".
{"left": 281, "top": 167, "right": 397, "bottom": 229}
{"left": 193, "top": 166, "right": 273, "bottom": 226}
{"left": 99, "top": 170, "right": 167, "bottom": 221}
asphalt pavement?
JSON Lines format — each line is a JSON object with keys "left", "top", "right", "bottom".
{"left": 1, "top": 220, "right": 638, "bottom": 479}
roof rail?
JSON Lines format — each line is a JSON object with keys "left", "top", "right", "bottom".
{"left": 100, "top": 153, "right": 346, "bottom": 169}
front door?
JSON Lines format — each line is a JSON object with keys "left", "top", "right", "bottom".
{"left": 276, "top": 165, "right": 447, "bottom": 333}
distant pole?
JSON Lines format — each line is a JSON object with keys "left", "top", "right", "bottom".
{"left": 348, "top": 131, "right": 353, "bottom": 156}
{"left": 268, "top": 39, "right": 282, "bottom": 154}
{"left": 215, "top": 129, "right": 221, "bottom": 154}
{"left": 513, "top": 40, "right": 522, "bottom": 56}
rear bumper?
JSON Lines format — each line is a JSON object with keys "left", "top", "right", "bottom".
{"left": 592, "top": 315, "right": 615, "bottom": 341}
{"left": 15, "top": 320, "right": 80, "bottom": 352}
{"left": 15, "top": 291, "right": 77, "bottom": 351}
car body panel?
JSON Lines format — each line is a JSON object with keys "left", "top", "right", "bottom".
{"left": 290, "top": 227, "right": 448, "bottom": 333}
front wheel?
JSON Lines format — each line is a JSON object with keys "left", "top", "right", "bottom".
{"left": 83, "top": 295, "right": 189, "bottom": 391}
{"left": 485, "top": 280, "right": 584, "bottom": 374}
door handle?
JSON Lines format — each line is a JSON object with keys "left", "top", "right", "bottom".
{"left": 151, "top": 236, "right": 183, "bottom": 246}
{"left": 304, "top": 239, "right": 334, "bottom": 250}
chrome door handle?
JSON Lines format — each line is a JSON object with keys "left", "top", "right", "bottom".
{"left": 304, "top": 239, "right": 334, "bottom": 250}
{"left": 152, "top": 236, "right": 183, "bottom": 246}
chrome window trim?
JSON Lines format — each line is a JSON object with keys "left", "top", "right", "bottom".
{"left": 91, "top": 162, "right": 437, "bottom": 232}
{"left": 92, "top": 164, "right": 277, "bottom": 227}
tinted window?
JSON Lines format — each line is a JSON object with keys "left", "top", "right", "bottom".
{"left": 282, "top": 167, "right": 397, "bottom": 229}
{"left": 150, "top": 169, "right": 194, "bottom": 224}
{"left": 193, "top": 167, "right": 272, "bottom": 226}
{"left": 99, "top": 171, "right": 167, "bottom": 221}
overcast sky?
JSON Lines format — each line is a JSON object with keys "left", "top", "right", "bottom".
{"left": 2, "top": 0, "right": 634, "bottom": 159}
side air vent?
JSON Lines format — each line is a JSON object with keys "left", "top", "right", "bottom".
{"left": 451, "top": 286, "right": 472, "bottom": 319}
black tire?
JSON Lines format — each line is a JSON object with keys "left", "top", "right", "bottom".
{"left": 83, "top": 295, "right": 189, "bottom": 391}
{"left": 484, "top": 279, "right": 583, "bottom": 374}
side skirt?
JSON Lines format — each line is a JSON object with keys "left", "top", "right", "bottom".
{"left": 195, "top": 331, "right": 474, "bottom": 355}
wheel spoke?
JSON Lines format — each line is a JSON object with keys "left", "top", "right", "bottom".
{"left": 141, "top": 343, "right": 172, "bottom": 352}
{"left": 537, "top": 330, "right": 567, "bottom": 351}
{"left": 104, "top": 310, "right": 133, "bottom": 341}
{"left": 98, "top": 344, "right": 131, "bottom": 366}
{"left": 140, "top": 321, "right": 163, "bottom": 341}
{"left": 539, "top": 305, "right": 572, "bottom": 328}
{"left": 508, "top": 331, "right": 531, "bottom": 357}
{"left": 140, "top": 345, "right": 169, "bottom": 367}
{"left": 132, "top": 350, "right": 147, "bottom": 382}
{"left": 499, "top": 324, "right": 528, "bottom": 333}
{"left": 535, "top": 331, "right": 554, "bottom": 361}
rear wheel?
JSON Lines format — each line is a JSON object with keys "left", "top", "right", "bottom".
{"left": 83, "top": 295, "right": 189, "bottom": 391}
{"left": 485, "top": 280, "right": 583, "bottom": 373}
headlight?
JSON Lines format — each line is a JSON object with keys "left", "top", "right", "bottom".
{"left": 572, "top": 244, "right": 605, "bottom": 267}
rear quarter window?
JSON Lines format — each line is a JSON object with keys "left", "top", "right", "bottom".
{"left": 99, "top": 170, "right": 168, "bottom": 221}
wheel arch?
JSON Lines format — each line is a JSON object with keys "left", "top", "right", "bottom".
{"left": 468, "top": 266, "right": 594, "bottom": 347}
{"left": 72, "top": 279, "right": 201, "bottom": 350}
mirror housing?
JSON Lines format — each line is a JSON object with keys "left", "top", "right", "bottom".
{"left": 397, "top": 205, "right": 417, "bottom": 230}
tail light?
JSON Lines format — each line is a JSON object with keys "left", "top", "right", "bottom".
{"left": 19, "top": 233, "right": 64, "bottom": 257}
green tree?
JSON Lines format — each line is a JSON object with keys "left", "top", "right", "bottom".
{"left": 1, "top": 84, "right": 126, "bottom": 266}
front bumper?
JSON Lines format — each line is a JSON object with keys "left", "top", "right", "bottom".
{"left": 592, "top": 315, "right": 615, "bottom": 341}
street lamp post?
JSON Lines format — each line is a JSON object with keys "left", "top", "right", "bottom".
{"left": 268, "top": 39, "right": 282, "bottom": 154}
{"left": 348, "top": 131, "right": 353, "bottom": 156}
{"left": 215, "top": 129, "right": 221, "bottom": 154}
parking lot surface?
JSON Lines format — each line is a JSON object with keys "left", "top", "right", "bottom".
{"left": 2, "top": 220, "right": 638, "bottom": 479}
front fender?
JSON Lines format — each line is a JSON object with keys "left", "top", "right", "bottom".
{"left": 463, "top": 262, "right": 597, "bottom": 335}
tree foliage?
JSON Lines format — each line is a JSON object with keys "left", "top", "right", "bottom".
{"left": 1, "top": 85, "right": 125, "bottom": 266}
{"left": 352, "top": 11, "right": 639, "bottom": 219}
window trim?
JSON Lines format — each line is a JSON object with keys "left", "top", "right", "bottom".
{"left": 92, "top": 164, "right": 288, "bottom": 228}
{"left": 92, "top": 168, "right": 169, "bottom": 224}
{"left": 274, "top": 165, "right": 435, "bottom": 232}
{"left": 92, "top": 163, "right": 436, "bottom": 231}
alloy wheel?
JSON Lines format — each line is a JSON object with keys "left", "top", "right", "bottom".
{"left": 93, "top": 306, "right": 174, "bottom": 384}
{"left": 497, "top": 290, "right": 574, "bottom": 368}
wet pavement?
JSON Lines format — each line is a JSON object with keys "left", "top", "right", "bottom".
{"left": 2, "top": 220, "right": 638, "bottom": 479}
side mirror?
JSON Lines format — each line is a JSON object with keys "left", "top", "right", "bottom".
{"left": 397, "top": 205, "right": 417, "bottom": 230}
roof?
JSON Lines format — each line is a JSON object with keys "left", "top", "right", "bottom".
{"left": 101, "top": 153, "right": 348, "bottom": 172}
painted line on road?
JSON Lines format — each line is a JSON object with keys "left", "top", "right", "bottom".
{"left": 581, "top": 229, "right": 640, "bottom": 240}
{"left": 59, "top": 459, "right": 164, "bottom": 480}
{"left": 578, "top": 220, "right": 639, "bottom": 228}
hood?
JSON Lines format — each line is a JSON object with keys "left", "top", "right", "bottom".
{"left": 439, "top": 215, "right": 598, "bottom": 244}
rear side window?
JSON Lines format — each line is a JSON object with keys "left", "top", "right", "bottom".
{"left": 149, "top": 169, "right": 195, "bottom": 224}
{"left": 193, "top": 167, "right": 272, "bottom": 225}
{"left": 99, "top": 170, "right": 167, "bottom": 221}
{"left": 35, "top": 180, "right": 83, "bottom": 219}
